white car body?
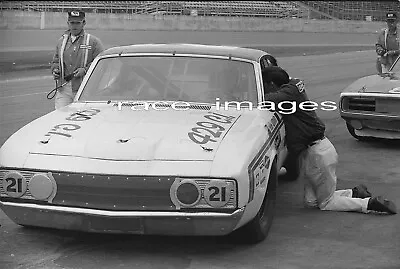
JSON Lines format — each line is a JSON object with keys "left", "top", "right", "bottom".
{"left": 340, "top": 55, "right": 400, "bottom": 140}
{"left": 0, "top": 44, "right": 287, "bottom": 243}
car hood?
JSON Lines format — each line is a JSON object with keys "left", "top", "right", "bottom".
{"left": 25, "top": 104, "right": 244, "bottom": 161}
{"left": 342, "top": 74, "right": 400, "bottom": 94}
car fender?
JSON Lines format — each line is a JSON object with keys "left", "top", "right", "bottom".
{"left": 234, "top": 152, "right": 278, "bottom": 230}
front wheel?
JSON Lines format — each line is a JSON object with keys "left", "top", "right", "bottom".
{"left": 235, "top": 159, "right": 277, "bottom": 244}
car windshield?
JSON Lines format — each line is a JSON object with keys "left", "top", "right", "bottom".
{"left": 78, "top": 56, "right": 258, "bottom": 105}
{"left": 389, "top": 55, "right": 400, "bottom": 73}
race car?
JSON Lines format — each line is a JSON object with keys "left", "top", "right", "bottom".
{"left": 0, "top": 44, "right": 287, "bottom": 243}
{"left": 339, "top": 55, "right": 400, "bottom": 140}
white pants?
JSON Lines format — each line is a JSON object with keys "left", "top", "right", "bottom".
{"left": 55, "top": 83, "right": 74, "bottom": 110}
{"left": 381, "top": 64, "right": 390, "bottom": 73}
{"left": 298, "top": 137, "right": 370, "bottom": 213}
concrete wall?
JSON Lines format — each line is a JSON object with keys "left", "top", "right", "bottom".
{"left": 0, "top": 10, "right": 387, "bottom": 33}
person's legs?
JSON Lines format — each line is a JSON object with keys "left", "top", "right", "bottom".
{"left": 304, "top": 138, "right": 369, "bottom": 213}
{"left": 55, "top": 84, "right": 74, "bottom": 109}
{"left": 301, "top": 138, "right": 396, "bottom": 214}
{"left": 381, "top": 64, "right": 390, "bottom": 73}
{"left": 376, "top": 57, "right": 382, "bottom": 73}
{"left": 298, "top": 150, "right": 319, "bottom": 208}
{"left": 321, "top": 190, "right": 370, "bottom": 213}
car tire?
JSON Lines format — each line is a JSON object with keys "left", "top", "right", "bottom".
{"left": 235, "top": 159, "right": 277, "bottom": 244}
{"left": 346, "top": 122, "right": 369, "bottom": 141}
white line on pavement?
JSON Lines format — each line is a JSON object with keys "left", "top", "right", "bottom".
{"left": 0, "top": 75, "right": 53, "bottom": 84}
{"left": 0, "top": 91, "right": 48, "bottom": 99}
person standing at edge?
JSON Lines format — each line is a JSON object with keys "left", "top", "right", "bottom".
{"left": 51, "top": 10, "right": 104, "bottom": 109}
{"left": 376, "top": 12, "right": 399, "bottom": 73}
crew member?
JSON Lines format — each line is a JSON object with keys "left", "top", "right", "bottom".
{"left": 376, "top": 12, "right": 399, "bottom": 73}
{"left": 262, "top": 66, "right": 397, "bottom": 214}
{"left": 51, "top": 10, "right": 104, "bottom": 109}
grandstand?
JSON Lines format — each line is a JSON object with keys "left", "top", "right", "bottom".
{"left": 0, "top": 1, "right": 399, "bottom": 21}
{"left": 300, "top": 1, "right": 400, "bottom": 21}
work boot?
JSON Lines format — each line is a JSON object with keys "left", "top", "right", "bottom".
{"left": 352, "top": 184, "right": 372, "bottom": 198}
{"left": 278, "top": 167, "right": 287, "bottom": 176}
{"left": 367, "top": 196, "right": 397, "bottom": 214}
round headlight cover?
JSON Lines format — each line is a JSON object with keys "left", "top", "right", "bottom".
{"left": 28, "top": 173, "right": 54, "bottom": 200}
{"left": 176, "top": 182, "right": 201, "bottom": 207}
{"left": 2, "top": 171, "right": 27, "bottom": 198}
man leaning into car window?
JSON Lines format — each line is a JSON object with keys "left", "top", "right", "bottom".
{"left": 376, "top": 12, "right": 399, "bottom": 73}
{"left": 51, "top": 10, "right": 104, "bottom": 109}
{"left": 261, "top": 66, "right": 397, "bottom": 215}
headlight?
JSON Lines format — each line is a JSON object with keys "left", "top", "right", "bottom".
{"left": 28, "top": 173, "right": 56, "bottom": 200}
{"left": 170, "top": 178, "right": 237, "bottom": 210}
{"left": 0, "top": 170, "right": 57, "bottom": 202}
{"left": 175, "top": 180, "right": 201, "bottom": 207}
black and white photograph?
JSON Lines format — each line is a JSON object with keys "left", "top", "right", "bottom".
{"left": 0, "top": 1, "right": 399, "bottom": 268}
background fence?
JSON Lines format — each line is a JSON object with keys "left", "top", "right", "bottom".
{"left": 1, "top": 1, "right": 399, "bottom": 21}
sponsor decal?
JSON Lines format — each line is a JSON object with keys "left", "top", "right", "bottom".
{"left": 247, "top": 113, "right": 284, "bottom": 201}
{"left": 203, "top": 180, "right": 232, "bottom": 208}
{"left": 296, "top": 80, "right": 305, "bottom": 93}
{"left": 188, "top": 112, "right": 237, "bottom": 145}
{"left": 2, "top": 171, "right": 27, "bottom": 198}
{"left": 389, "top": 87, "right": 400, "bottom": 94}
{"left": 44, "top": 109, "right": 100, "bottom": 138}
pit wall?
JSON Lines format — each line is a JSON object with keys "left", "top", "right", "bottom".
{"left": 0, "top": 10, "right": 387, "bottom": 33}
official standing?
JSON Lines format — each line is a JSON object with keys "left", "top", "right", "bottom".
{"left": 51, "top": 10, "right": 104, "bottom": 109}
{"left": 376, "top": 12, "right": 399, "bottom": 73}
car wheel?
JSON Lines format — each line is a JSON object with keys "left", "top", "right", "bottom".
{"left": 236, "top": 159, "right": 277, "bottom": 244}
{"left": 346, "top": 122, "right": 370, "bottom": 141}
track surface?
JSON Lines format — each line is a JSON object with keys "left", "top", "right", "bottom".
{"left": 1, "top": 32, "right": 399, "bottom": 269}
{"left": 0, "top": 30, "right": 375, "bottom": 72}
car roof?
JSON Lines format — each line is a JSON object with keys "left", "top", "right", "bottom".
{"left": 101, "top": 43, "right": 268, "bottom": 61}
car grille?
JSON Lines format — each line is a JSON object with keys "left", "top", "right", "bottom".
{"left": 343, "top": 96, "right": 400, "bottom": 115}
{"left": 0, "top": 170, "right": 236, "bottom": 211}
{"left": 347, "top": 97, "right": 376, "bottom": 112}
{"left": 375, "top": 99, "right": 400, "bottom": 114}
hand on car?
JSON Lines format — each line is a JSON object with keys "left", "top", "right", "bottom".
{"left": 387, "top": 50, "right": 400, "bottom": 56}
{"left": 52, "top": 68, "right": 60, "bottom": 80}
{"left": 73, "top": 68, "right": 86, "bottom": 78}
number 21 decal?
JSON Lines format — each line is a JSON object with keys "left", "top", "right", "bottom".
{"left": 2, "top": 171, "right": 27, "bottom": 198}
{"left": 203, "top": 181, "right": 232, "bottom": 207}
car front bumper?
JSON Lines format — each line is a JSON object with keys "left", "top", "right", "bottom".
{"left": 0, "top": 201, "right": 245, "bottom": 236}
{"left": 340, "top": 111, "right": 400, "bottom": 138}
{"left": 340, "top": 93, "right": 400, "bottom": 138}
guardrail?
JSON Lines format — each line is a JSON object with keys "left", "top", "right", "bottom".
{"left": 0, "top": 10, "right": 387, "bottom": 33}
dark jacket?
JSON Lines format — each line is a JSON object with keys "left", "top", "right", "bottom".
{"left": 264, "top": 78, "right": 325, "bottom": 155}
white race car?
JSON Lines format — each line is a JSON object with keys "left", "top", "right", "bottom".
{"left": 0, "top": 44, "right": 287, "bottom": 243}
{"left": 340, "top": 55, "right": 400, "bottom": 140}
